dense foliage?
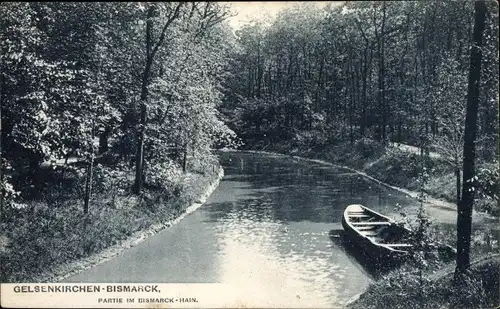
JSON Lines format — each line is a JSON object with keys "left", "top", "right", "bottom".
{"left": 223, "top": 2, "right": 498, "bottom": 155}
{"left": 0, "top": 2, "right": 235, "bottom": 281}
{"left": 0, "top": 0, "right": 498, "bottom": 287}
{"left": 1, "top": 2, "right": 236, "bottom": 211}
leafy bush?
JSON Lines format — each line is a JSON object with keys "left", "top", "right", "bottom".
{"left": 188, "top": 151, "right": 220, "bottom": 175}
{"left": 449, "top": 271, "right": 488, "bottom": 308}
{"left": 476, "top": 162, "right": 499, "bottom": 201}
{"left": 145, "top": 160, "right": 185, "bottom": 196}
{"left": 349, "top": 256, "right": 500, "bottom": 309}
{"left": 355, "top": 138, "right": 386, "bottom": 158}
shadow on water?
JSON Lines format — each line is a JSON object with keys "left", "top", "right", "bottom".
{"left": 328, "top": 229, "right": 399, "bottom": 280}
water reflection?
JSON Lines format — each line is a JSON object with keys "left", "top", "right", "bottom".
{"left": 206, "top": 151, "right": 412, "bottom": 306}
{"left": 209, "top": 151, "right": 499, "bottom": 307}
{"left": 217, "top": 151, "right": 417, "bottom": 224}
{"left": 328, "top": 229, "right": 393, "bottom": 280}
{"left": 64, "top": 150, "right": 498, "bottom": 308}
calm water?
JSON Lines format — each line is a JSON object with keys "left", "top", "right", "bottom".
{"left": 65, "top": 151, "right": 499, "bottom": 307}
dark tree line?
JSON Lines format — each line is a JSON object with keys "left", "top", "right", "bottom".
{"left": 223, "top": 1, "right": 498, "bottom": 157}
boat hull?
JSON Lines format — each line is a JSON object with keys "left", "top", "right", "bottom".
{"left": 342, "top": 205, "right": 410, "bottom": 267}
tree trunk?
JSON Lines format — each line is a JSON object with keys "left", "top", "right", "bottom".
{"left": 84, "top": 123, "right": 95, "bottom": 214}
{"left": 455, "top": 0, "right": 487, "bottom": 277}
{"left": 134, "top": 102, "right": 147, "bottom": 194}
{"left": 0, "top": 62, "right": 4, "bottom": 220}
{"left": 182, "top": 143, "right": 188, "bottom": 173}
{"left": 257, "top": 40, "right": 262, "bottom": 98}
{"left": 361, "top": 46, "right": 371, "bottom": 138}
{"left": 83, "top": 158, "right": 93, "bottom": 214}
{"left": 374, "top": 2, "right": 387, "bottom": 142}
{"left": 134, "top": 6, "right": 154, "bottom": 195}
{"left": 98, "top": 126, "right": 111, "bottom": 154}
{"left": 455, "top": 167, "right": 461, "bottom": 207}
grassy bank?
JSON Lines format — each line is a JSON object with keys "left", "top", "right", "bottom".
{"left": 347, "top": 253, "right": 500, "bottom": 309}
{"left": 0, "top": 162, "right": 223, "bottom": 283}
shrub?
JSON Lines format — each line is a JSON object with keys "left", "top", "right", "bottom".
{"left": 188, "top": 151, "right": 219, "bottom": 175}
{"left": 476, "top": 162, "right": 499, "bottom": 200}
{"left": 292, "top": 129, "right": 328, "bottom": 150}
{"left": 0, "top": 163, "right": 220, "bottom": 282}
{"left": 450, "top": 271, "right": 489, "bottom": 308}
{"left": 355, "top": 138, "right": 386, "bottom": 158}
{"left": 145, "top": 159, "right": 184, "bottom": 197}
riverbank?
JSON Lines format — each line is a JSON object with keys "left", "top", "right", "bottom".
{"left": 232, "top": 147, "right": 495, "bottom": 226}
{"left": 0, "top": 165, "right": 224, "bottom": 283}
{"left": 242, "top": 139, "right": 498, "bottom": 217}
{"left": 346, "top": 253, "right": 500, "bottom": 309}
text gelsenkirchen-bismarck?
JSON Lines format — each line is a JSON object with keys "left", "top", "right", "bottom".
{"left": 13, "top": 285, "right": 161, "bottom": 293}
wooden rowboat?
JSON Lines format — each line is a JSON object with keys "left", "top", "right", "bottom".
{"left": 341, "top": 204, "right": 412, "bottom": 263}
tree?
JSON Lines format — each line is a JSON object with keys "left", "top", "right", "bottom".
{"left": 455, "top": 0, "right": 487, "bottom": 277}
{"left": 431, "top": 57, "right": 467, "bottom": 207}
{"left": 134, "top": 2, "right": 186, "bottom": 194}
{"left": 146, "top": 4, "right": 235, "bottom": 174}
{"left": 133, "top": 2, "right": 233, "bottom": 193}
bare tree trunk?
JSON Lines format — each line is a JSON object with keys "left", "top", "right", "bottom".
{"left": 83, "top": 157, "right": 94, "bottom": 214}
{"left": 455, "top": 167, "right": 461, "bottom": 207}
{"left": 361, "top": 49, "right": 369, "bottom": 137}
{"left": 182, "top": 143, "right": 188, "bottom": 173}
{"left": 84, "top": 124, "right": 95, "bottom": 214}
{"left": 374, "top": 2, "right": 387, "bottom": 142}
{"left": 257, "top": 39, "right": 262, "bottom": 98}
{"left": 380, "top": 2, "right": 387, "bottom": 142}
{"left": 455, "top": 0, "right": 487, "bottom": 277}
{"left": 0, "top": 62, "right": 4, "bottom": 220}
{"left": 134, "top": 6, "right": 154, "bottom": 194}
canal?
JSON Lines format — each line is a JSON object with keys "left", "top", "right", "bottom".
{"left": 64, "top": 151, "right": 499, "bottom": 307}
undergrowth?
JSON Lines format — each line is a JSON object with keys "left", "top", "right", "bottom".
{"left": 349, "top": 254, "right": 500, "bottom": 309}
{"left": 0, "top": 161, "right": 220, "bottom": 283}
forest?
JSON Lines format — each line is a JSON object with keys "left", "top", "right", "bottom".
{"left": 224, "top": 1, "right": 498, "bottom": 151}
{"left": 0, "top": 1, "right": 499, "bottom": 306}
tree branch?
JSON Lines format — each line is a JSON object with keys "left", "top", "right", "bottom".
{"left": 151, "top": 3, "right": 185, "bottom": 60}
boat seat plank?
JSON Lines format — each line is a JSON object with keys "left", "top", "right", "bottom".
{"left": 385, "top": 244, "right": 412, "bottom": 247}
{"left": 360, "top": 231, "right": 380, "bottom": 236}
{"left": 351, "top": 222, "right": 391, "bottom": 226}
{"left": 349, "top": 214, "right": 371, "bottom": 218}
{"left": 356, "top": 226, "right": 377, "bottom": 230}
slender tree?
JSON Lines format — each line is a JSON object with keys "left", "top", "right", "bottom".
{"left": 0, "top": 53, "right": 3, "bottom": 219}
{"left": 134, "top": 3, "right": 185, "bottom": 194}
{"left": 455, "top": 0, "right": 487, "bottom": 276}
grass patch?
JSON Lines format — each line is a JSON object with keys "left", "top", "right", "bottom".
{"left": 348, "top": 254, "right": 500, "bottom": 309}
{"left": 0, "top": 163, "right": 221, "bottom": 283}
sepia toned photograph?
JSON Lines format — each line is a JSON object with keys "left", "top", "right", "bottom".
{"left": 0, "top": 1, "right": 499, "bottom": 308}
